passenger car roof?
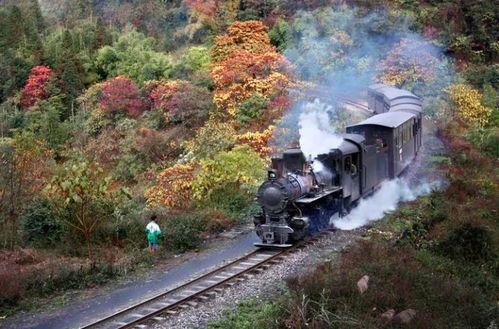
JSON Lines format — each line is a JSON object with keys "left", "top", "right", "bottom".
{"left": 347, "top": 111, "right": 415, "bottom": 129}
{"left": 368, "top": 83, "right": 420, "bottom": 102}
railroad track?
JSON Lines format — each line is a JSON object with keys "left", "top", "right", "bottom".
{"left": 80, "top": 240, "right": 313, "bottom": 329}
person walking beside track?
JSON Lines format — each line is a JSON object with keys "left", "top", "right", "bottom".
{"left": 146, "top": 215, "right": 162, "bottom": 255}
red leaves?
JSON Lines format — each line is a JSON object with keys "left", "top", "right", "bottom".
{"left": 99, "top": 76, "right": 144, "bottom": 117}
{"left": 21, "top": 66, "right": 53, "bottom": 110}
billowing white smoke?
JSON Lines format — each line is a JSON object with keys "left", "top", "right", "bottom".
{"left": 299, "top": 100, "right": 343, "bottom": 159}
{"left": 332, "top": 178, "right": 433, "bottom": 230}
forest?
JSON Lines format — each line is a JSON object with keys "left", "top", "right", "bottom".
{"left": 0, "top": 0, "right": 497, "bottom": 326}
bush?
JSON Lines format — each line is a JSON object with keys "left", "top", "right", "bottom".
{"left": 162, "top": 213, "right": 204, "bottom": 253}
{"left": 21, "top": 197, "right": 64, "bottom": 248}
{"left": 236, "top": 95, "right": 269, "bottom": 124}
{"left": 436, "top": 222, "right": 495, "bottom": 263}
{"left": 463, "top": 126, "right": 499, "bottom": 157}
{"left": 283, "top": 241, "right": 495, "bottom": 329}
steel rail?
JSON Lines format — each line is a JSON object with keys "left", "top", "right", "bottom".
{"left": 79, "top": 247, "right": 290, "bottom": 329}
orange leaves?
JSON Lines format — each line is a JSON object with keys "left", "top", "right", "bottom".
{"left": 145, "top": 163, "right": 195, "bottom": 209}
{"left": 183, "top": 0, "right": 217, "bottom": 20}
{"left": 377, "top": 38, "right": 440, "bottom": 87}
{"left": 212, "top": 21, "right": 272, "bottom": 62}
{"left": 237, "top": 126, "right": 274, "bottom": 157}
{"left": 211, "top": 21, "right": 294, "bottom": 120}
{"left": 447, "top": 84, "right": 492, "bottom": 127}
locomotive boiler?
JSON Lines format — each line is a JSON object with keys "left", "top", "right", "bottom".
{"left": 254, "top": 84, "right": 423, "bottom": 247}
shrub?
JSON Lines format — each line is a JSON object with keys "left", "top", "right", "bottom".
{"left": 436, "top": 222, "right": 495, "bottom": 263}
{"left": 21, "top": 197, "right": 64, "bottom": 248}
{"left": 162, "top": 213, "right": 204, "bottom": 253}
{"left": 284, "top": 241, "right": 494, "bottom": 329}
{"left": 463, "top": 126, "right": 499, "bottom": 157}
{"left": 236, "top": 95, "right": 269, "bottom": 124}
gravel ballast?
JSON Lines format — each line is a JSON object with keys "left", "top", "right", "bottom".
{"left": 151, "top": 229, "right": 363, "bottom": 329}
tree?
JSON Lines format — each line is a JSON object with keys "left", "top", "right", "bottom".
{"left": 0, "top": 132, "right": 53, "bottom": 248}
{"left": 99, "top": 76, "right": 144, "bottom": 118}
{"left": 20, "top": 66, "right": 54, "bottom": 110}
{"left": 149, "top": 80, "right": 213, "bottom": 126}
{"left": 6, "top": 6, "right": 24, "bottom": 49}
{"left": 145, "top": 163, "right": 195, "bottom": 210}
{"left": 182, "top": 46, "right": 211, "bottom": 73}
{"left": 447, "top": 84, "right": 493, "bottom": 127}
{"left": 95, "top": 27, "right": 173, "bottom": 82}
{"left": 210, "top": 20, "right": 294, "bottom": 120}
{"left": 236, "top": 125, "right": 274, "bottom": 157}
{"left": 184, "top": 120, "right": 237, "bottom": 159}
{"left": 44, "top": 161, "right": 115, "bottom": 259}
{"left": 191, "top": 145, "right": 265, "bottom": 201}
{"left": 377, "top": 38, "right": 440, "bottom": 89}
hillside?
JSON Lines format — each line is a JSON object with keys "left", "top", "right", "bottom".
{"left": 0, "top": 0, "right": 497, "bottom": 327}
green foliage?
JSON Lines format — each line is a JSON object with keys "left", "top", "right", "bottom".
{"left": 95, "top": 27, "right": 173, "bottom": 83}
{"left": 236, "top": 95, "right": 269, "bottom": 124}
{"left": 191, "top": 145, "right": 265, "bottom": 201}
{"left": 162, "top": 212, "right": 204, "bottom": 253}
{"left": 182, "top": 46, "right": 211, "bottom": 72}
{"left": 185, "top": 120, "right": 237, "bottom": 159}
{"left": 44, "top": 160, "right": 116, "bottom": 259}
{"left": 436, "top": 223, "right": 495, "bottom": 263}
{"left": 21, "top": 197, "right": 64, "bottom": 248}
{"left": 208, "top": 299, "right": 285, "bottom": 329}
{"left": 462, "top": 126, "right": 499, "bottom": 157}
{"left": 24, "top": 96, "right": 72, "bottom": 151}
{"left": 268, "top": 18, "right": 290, "bottom": 52}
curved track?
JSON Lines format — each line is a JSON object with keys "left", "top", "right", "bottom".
{"left": 80, "top": 243, "right": 304, "bottom": 329}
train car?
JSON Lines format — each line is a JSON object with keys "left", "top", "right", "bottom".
{"left": 254, "top": 84, "right": 423, "bottom": 247}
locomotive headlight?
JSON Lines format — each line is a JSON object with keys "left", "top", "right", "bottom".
{"left": 268, "top": 170, "right": 277, "bottom": 179}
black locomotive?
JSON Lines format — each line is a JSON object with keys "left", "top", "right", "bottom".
{"left": 254, "top": 84, "right": 422, "bottom": 247}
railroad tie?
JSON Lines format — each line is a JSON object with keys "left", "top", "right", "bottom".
{"left": 187, "top": 301, "right": 199, "bottom": 307}
{"left": 142, "top": 307, "right": 158, "bottom": 313}
{"left": 197, "top": 295, "right": 210, "bottom": 301}
{"left": 203, "top": 279, "right": 219, "bottom": 284}
{"left": 213, "top": 275, "right": 229, "bottom": 280}
{"left": 232, "top": 265, "right": 246, "bottom": 270}
{"left": 153, "top": 316, "right": 166, "bottom": 321}
{"left": 134, "top": 325, "right": 148, "bottom": 329}
{"left": 113, "top": 321, "right": 129, "bottom": 326}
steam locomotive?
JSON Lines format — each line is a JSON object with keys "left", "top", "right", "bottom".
{"left": 254, "top": 84, "right": 422, "bottom": 247}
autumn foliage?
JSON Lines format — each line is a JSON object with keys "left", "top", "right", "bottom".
{"left": 148, "top": 79, "right": 212, "bottom": 125}
{"left": 237, "top": 126, "right": 274, "bottom": 157}
{"left": 145, "top": 163, "right": 195, "bottom": 209}
{"left": 99, "top": 76, "right": 144, "bottom": 117}
{"left": 447, "top": 84, "right": 493, "bottom": 127}
{"left": 21, "top": 66, "right": 54, "bottom": 110}
{"left": 378, "top": 38, "right": 440, "bottom": 87}
{"left": 210, "top": 21, "right": 294, "bottom": 119}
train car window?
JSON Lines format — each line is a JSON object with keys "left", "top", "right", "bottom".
{"left": 344, "top": 156, "right": 351, "bottom": 172}
{"left": 351, "top": 154, "right": 359, "bottom": 176}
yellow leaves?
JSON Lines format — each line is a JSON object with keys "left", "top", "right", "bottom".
{"left": 145, "top": 163, "right": 195, "bottom": 209}
{"left": 237, "top": 126, "right": 274, "bottom": 157}
{"left": 447, "top": 84, "right": 492, "bottom": 127}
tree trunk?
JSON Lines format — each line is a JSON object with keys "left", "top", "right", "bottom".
{"left": 83, "top": 228, "right": 93, "bottom": 260}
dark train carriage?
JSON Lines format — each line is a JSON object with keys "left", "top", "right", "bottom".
{"left": 368, "top": 84, "right": 421, "bottom": 115}
{"left": 346, "top": 111, "right": 417, "bottom": 179}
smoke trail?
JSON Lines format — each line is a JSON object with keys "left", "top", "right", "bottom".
{"left": 332, "top": 178, "right": 434, "bottom": 230}
{"left": 299, "top": 101, "right": 343, "bottom": 159}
